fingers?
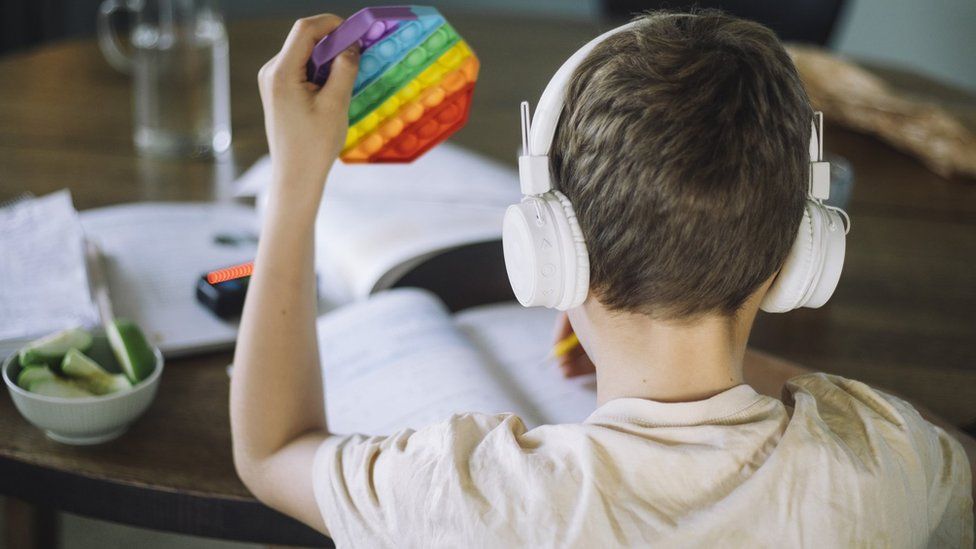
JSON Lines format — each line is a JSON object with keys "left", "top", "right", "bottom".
{"left": 319, "top": 46, "right": 360, "bottom": 103}
{"left": 553, "top": 312, "right": 573, "bottom": 342}
{"left": 560, "top": 349, "right": 596, "bottom": 378}
{"left": 279, "top": 14, "right": 344, "bottom": 73}
{"left": 551, "top": 312, "right": 596, "bottom": 378}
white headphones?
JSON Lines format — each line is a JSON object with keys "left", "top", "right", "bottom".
{"left": 502, "top": 20, "right": 851, "bottom": 312}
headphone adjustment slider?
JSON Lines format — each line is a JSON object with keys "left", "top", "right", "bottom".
{"left": 518, "top": 100, "right": 554, "bottom": 195}
{"left": 519, "top": 155, "right": 553, "bottom": 195}
{"left": 809, "top": 161, "right": 830, "bottom": 200}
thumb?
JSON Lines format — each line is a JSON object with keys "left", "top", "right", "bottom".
{"left": 319, "top": 46, "right": 360, "bottom": 104}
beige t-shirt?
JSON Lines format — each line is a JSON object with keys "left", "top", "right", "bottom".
{"left": 313, "top": 373, "right": 973, "bottom": 548}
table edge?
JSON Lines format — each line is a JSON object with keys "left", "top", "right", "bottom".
{"left": 0, "top": 455, "right": 332, "bottom": 546}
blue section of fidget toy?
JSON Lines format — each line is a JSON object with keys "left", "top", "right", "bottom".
{"left": 352, "top": 10, "right": 446, "bottom": 95}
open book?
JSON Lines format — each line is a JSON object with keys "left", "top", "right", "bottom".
{"left": 317, "top": 288, "right": 598, "bottom": 435}
{"left": 241, "top": 144, "right": 521, "bottom": 309}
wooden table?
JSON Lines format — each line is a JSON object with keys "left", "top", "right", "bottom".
{"left": 2, "top": 9, "right": 975, "bottom": 548}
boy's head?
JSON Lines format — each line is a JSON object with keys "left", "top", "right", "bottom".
{"left": 551, "top": 11, "right": 812, "bottom": 320}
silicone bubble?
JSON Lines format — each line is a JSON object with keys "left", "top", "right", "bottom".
{"left": 306, "top": 6, "right": 478, "bottom": 163}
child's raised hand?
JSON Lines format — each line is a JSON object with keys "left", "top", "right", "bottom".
{"left": 258, "top": 14, "right": 360, "bottom": 194}
{"left": 553, "top": 313, "right": 596, "bottom": 378}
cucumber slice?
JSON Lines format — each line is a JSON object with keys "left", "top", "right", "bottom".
{"left": 18, "top": 328, "right": 93, "bottom": 369}
{"left": 29, "top": 378, "right": 96, "bottom": 399}
{"left": 106, "top": 319, "right": 156, "bottom": 383}
{"left": 61, "top": 349, "right": 132, "bottom": 395}
{"left": 17, "top": 365, "right": 56, "bottom": 390}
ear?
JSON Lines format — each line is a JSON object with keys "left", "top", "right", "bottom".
{"left": 752, "top": 274, "right": 779, "bottom": 313}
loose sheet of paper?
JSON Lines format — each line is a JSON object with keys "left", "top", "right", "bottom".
{"left": 316, "top": 288, "right": 522, "bottom": 435}
{"left": 456, "top": 303, "right": 598, "bottom": 427}
{"left": 0, "top": 191, "right": 98, "bottom": 353}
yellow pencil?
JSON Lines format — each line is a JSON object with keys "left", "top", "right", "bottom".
{"left": 549, "top": 332, "right": 580, "bottom": 359}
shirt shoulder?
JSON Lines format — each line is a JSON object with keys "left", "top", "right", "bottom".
{"left": 785, "top": 373, "right": 963, "bottom": 462}
{"left": 784, "top": 373, "right": 972, "bottom": 541}
{"left": 313, "top": 412, "right": 543, "bottom": 547}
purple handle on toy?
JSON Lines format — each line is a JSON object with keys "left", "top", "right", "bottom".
{"left": 306, "top": 6, "right": 418, "bottom": 86}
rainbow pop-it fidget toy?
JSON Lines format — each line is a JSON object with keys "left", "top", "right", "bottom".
{"left": 307, "top": 6, "right": 479, "bottom": 163}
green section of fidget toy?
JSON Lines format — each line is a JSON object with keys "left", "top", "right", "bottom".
{"left": 348, "top": 22, "right": 461, "bottom": 125}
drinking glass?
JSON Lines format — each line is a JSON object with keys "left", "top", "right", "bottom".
{"left": 97, "top": 0, "right": 232, "bottom": 157}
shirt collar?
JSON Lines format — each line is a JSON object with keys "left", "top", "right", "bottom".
{"left": 584, "top": 384, "right": 767, "bottom": 428}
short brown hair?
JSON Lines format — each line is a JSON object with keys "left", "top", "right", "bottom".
{"left": 551, "top": 11, "right": 812, "bottom": 319}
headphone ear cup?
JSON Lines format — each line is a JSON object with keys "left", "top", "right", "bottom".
{"left": 550, "top": 191, "right": 589, "bottom": 309}
{"left": 761, "top": 202, "right": 818, "bottom": 313}
{"left": 502, "top": 192, "right": 589, "bottom": 310}
{"left": 761, "top": 201, "right": 846, "bottom": 313}
{"left": 803, "top": 205, "right": 846, "bottom": 308}
{"left": 502, "top": 202, "right": 544, "bottom": 307}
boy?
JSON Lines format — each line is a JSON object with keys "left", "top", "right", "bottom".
{"left": 230, "top": 11, "right": 974, "bottom": 547}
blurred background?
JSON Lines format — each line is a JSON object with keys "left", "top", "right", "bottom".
{"left": 2, "top": 0, "right": 975, "bottom": 92}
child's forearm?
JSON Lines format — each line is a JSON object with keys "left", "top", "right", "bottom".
{"left": 230, "top": 180, "right": 328, "bottom": 469}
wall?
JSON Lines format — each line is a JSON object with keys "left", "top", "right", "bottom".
{"left": 831, "top": 0, "right": 976, "bottom": 92}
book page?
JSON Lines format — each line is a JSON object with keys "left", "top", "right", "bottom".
{"left": 250, "top": 144, "right": 521, "bottom": 307}
{"left": 0, "top": 191, "right": 98, "bottom": 354}
{"left": 316, "top": 200, "right": 508, "bottom": 301}
{"left": 455, "top": 303, "right": 598, "bottom": 427}
{"left": 317, "top": 288, "right": 523, "bottom": 435}
{"left": 80, "top": 202, "right": 258, "bottom": 356}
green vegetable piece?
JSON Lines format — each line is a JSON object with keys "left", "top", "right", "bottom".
{"left": 107, "top": 319, "right": 156, "bottom": 383}
{"left": 84, "top": 335, "right": 123, "bottom": 374}
{"left": 61, "top": 349, "right": 132, "bottom": 395}
{"left": 18, "top": 327, "right": 93, "bottom": 369}
{"left": 17, "top": 365, "right": 56, "bottom": 390}
{"left": 29, "top": 378, "right": 96, "bottom": 399}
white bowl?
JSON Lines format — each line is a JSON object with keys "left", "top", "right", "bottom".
{"left": 2, "top": 338, "right": 163, "bottom": 445}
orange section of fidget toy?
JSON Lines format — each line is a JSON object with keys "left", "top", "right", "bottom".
{"left": 340, "top": 50, "right": 479, "bottom": 163}
{"left": 369, "top": 83, "right": 474, "bottom": 162}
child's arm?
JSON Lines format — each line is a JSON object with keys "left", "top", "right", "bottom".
{"left": 229, "top": 14, "right": 359, "bottom": 535}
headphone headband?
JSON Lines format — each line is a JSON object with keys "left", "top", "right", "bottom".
{"left": 519, "top": 16, "right": 828, "bottom": 201}
{"left": 518, "top": 22, "right": 640, "bottom": 195}
{"left": 527, "top": 21, "right": 641, "bottom": 158}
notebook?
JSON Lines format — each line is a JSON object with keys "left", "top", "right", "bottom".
{"left": 317, "top": 288, "right": 597, "bottom": 435}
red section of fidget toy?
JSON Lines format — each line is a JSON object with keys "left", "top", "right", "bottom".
{"left": 365, "top": 82, "right": 475, "bottom": 163}
{"left": 207, "top": 261, "right": 254, "bottom": 284}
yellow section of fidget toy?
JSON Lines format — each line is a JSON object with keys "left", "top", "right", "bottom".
{"left": 341, "top": 40, "right": 476, "bottom": 160}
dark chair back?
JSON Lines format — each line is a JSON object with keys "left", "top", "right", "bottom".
{"left": 602, "top": 0, "right": 848, "bottom": 45}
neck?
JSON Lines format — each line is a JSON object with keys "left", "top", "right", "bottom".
{"left": 571, "top": 300, "right": 760, "bottom": 405}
